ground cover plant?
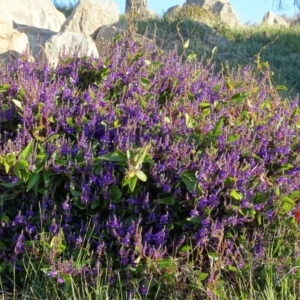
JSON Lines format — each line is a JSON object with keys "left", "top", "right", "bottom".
{"left": 0, "top": 1, "right": 300, "bottom": 299}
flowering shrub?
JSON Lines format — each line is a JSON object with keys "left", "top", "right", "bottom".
{"left": 0, "top": 35, "right": 300, "bottom": 293}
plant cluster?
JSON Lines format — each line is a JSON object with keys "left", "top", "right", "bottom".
{"left": 1, "top": 30, "right": 300, "bottom": 298}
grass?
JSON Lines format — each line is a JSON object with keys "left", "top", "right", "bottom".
{"left": 1, "top": 1, "right": 300, "bottom": 299}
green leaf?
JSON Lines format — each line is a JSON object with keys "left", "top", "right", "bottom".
{"left": 91, "top": 200, "right": 104, "bottom": 209}
{"left": 164, "top": 116, "right": 171, "bottom": 124}
{"left": 288, "top": 191, "right": 300, "bottom": 199}
{"left": 43, "top": 171, "right": 51, "bottom": 188}
{"left": 26, "top": 173, "right": 40, "bottom": 192}
{"left": 0, "top": 83, "right": 10, "bottom": 93}
{"left": 157, "top": 259, "right": 175, "bottom": 269}
{"left": 227, "top": 266, "right": 238, "bottom": 272}
{"left": 109, "top": 185, "right": 122, "bottom": 202}
{"left": 66, "top": 117, "right": 74, "bottom": 127}
{"left": 13, "top": 166, "right": 22, "bottom": 179}
{"left": 186, "top": 53, "right": 197, "bottom": 62}
{"left": 199, "top": 102, "right": 211, "bottom": 109}
{"left": 241, "top": 164, "right": 250, "bottom": 171}
{"left": 17, "top": 88, "right": 25, "bottom": 100}
{"left": 155, "top": 196, "right": 175, "bottom": 205}
{"left": 186, "top": 217, "right": 202, "bottom": 224}
{"left": 100, "top": 150, "right": 127, "bottom": 162}
{"left": 20, "top": 139, "right": 34, "bottom": 160}
{"left": 281, "top": 196, "right": 294, "bottom": 205}
{"left": 135, "top": 170, "right": 147, "bottom": 182}
{"left": 17, "top": 159, "right": 29, "bottom": 169}
{"left": 230, "top": 189, "right": 243, "bottom": 201}
{"left": 198, "top": 272, "right": 209, "bottom": 281}
{"left": 296, "top": 269, "right": 300, "bottom": 280}
{"left": 129, "top": 176, "right": 137, "bottom": 192}
{"left": 230, "top": 92, "right": 249, "bottom": 104}
{"left": 275, "top": 116, "right": 285, "bottom": 131}
{"left": 178, "top": 245, "right": 191, "bottom": 253}
{"left": 0, "top": 179, "right": 22, "bottom": 188}
{"left": 185, "top": 113, "right": 196, "bottom": 128}
{"left": 12, "top": 99, "right": 23, "bottom": 111}
{"left": 3, "top": 162, "right": 10, "bottom": 174}
{"left": 213, "top": 117, "right": 224, "bottom": 133}
{"left": 0, "top": 262, "right": 7, "bottom": 273}
{"left": 44, "top": 132, "right": 63, "bottom": 143}
{"left": 276, "top": 85, "right": 288, "bottom": 91}
{"left": 211, "top": 46, "right": 218, "bottom": 56}
{"left": 245, "top": 208, "right": 256, "bottom": 218}
{"left": 73, "top": 197, "right": 85, "bottom": 210}
{"left": 0, "top": 242, "right": 6, "bottom": 250}
{"left": 180, "top": 172, "right": 203, "bottom": 195}
{"left": 134, "top": 145, "right": 151, "bottom": 168}
{"left": 139, "top": 77, "right": 150, "bottom": 86}
{"left": 228, "top": 134, "right": 240, "bottom": 143}
{"left": 280, "top": 202, "right": 293, "bottom": 214}
{"left": 183, "top": 39, "right": 189, "bottom": 48}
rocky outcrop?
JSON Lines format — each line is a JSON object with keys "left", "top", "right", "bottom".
{"left": 163, "top": 5, "right": 182, "bottom": 18}
{"left": 40, "top": 31, "right": 99, "bottom": 67}
{"left": 0, "top": 0, "right": 65, "bottom": 32}
{"left": 261, "top": 11, "right": 289, "bottom": 28}
{"left": 0, "top": 28, "right": 29, "bottom": 62}
{"left": 61, "top": 0, "right": 119, "bottom": 37}
{"left": 0, "top": 0, "right": 122, "bottom": 67}
{"left": 95, "top": 25, "right": 154, "bottom": 54}
{"left": 185, "top": 0, "right": 241, "bottom": 27}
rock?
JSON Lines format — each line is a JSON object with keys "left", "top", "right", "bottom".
{"left": 95, "top": 25, "right": 154, "bottom": 54}
{"left": 261, "top": 11, "right": 289, "bottom": 28}
{"left": 125, "top": 0, "right": 150, "bottom": 18}
{"left": 0, "top": 0, "right": 64, "bottom": 32}
{"left": 206, "top": 34, "right": 229, "bottom": 47}
{"left": 163, "top": 5, "right": 182, "bottom": 18}
{"left": 291, "top": 17, "right": 300, "bottom": 26}
{"left": 0, "top": 28, "right": 29, "bottom": 62}
{"left": 40, "top": 31, "right": 99, "bottom": 67}
{"left": 15, "top": 26, "right": 57, "bottom": 57}
{"left": 61, "top": 0, "right": 119, "bottom": 37}
{"left": 185, "top": 0, "right": 241, "bottom": 27}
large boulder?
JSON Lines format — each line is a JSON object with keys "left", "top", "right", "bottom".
{"left": 39, "top": 31, "right": 99, "bottom": 67}
{"left": 163, "top": 5, "right": 182, "bottom": 18}
{"left": 15, "top": 26, "right": 57, "bottom": 57}
{"left": 261, "top": 11, "right": 289, "bottom": 28}
{"left": 61, "top": 0, "right": 119, "bottom": 37}
{"left": 0, "top": 0, "right": 65, "bottom": 32}
{"left": 0, "top": 27, "right": 29, "bottom": 63}
{"left": 185, "top": 0, "right": 241, "bottom": 27}
{"left": 95, "top": 25, "right": 154, "bottom": 54}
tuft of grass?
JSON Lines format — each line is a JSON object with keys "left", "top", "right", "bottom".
{"left": 118, "top": 6, "right": 300, "bottom": 100}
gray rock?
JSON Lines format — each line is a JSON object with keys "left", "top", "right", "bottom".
{"left": 95, "top": 25, "right": 154, "bottom": 54}
{"left": 40, "top": 31, "right": 99, "bottom": 67}
{"left": 185, "top": 0, "right": 241, "bottom": 27}
{"left": 0, "top": 0, "right": 65, "bottom": 32}
{"left": 261, "top": 11, "right": 289, "bottom": 28}
{"left": 61, "top": 0, "right": 119, "bottom": 37}
{"left": 163, "top": 5, "right": 182, "bottom": 18}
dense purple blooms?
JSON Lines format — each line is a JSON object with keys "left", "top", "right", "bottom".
{"left": 0, "top": 34, "right": 300, "bottom": 292}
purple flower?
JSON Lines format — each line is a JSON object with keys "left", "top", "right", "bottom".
{"left": 48, "top": 270, "right": 58, "bottom": 278}
{"left": 62, "top": 200, "right": 70, "bottom": 211}
{"left": 49, "top": 219, "right": 59, "bottom": 235}
{"left": 57, "top": 277, "right": 64, "bottom": 284}
{"left": 14, "top": 231, "right": 25, "bottom": 255}
{"left": 190, "top": 209, "right": 199, "bottom": 218}
{"left": 14, "top": 211, "right": 26, "bottom": 225}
